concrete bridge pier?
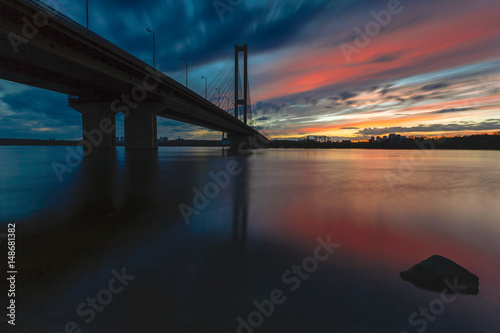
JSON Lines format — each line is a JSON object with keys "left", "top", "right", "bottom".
{"left": 69, "top": 101, "right": 117, "bottom": 150}
{"left": 124, "top": 102, "right": 162, "bottom": 151}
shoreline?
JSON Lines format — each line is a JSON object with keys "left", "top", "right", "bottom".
{"left": 1, "top": 133, "right": 499, "bottom": 150}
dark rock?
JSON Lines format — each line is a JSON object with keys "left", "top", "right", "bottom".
{"left": 400, "top": 255, "right": 479, "bottom": 295}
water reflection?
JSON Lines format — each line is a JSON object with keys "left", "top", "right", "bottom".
{"left": 122, "top": 150, "right": 159, "bottom": 215}
{"left": 79, "top": 150, "right": 119, "bottom": 220}
{"left": 2, "top": 148, "right": 500, "bottom": 332}
{"left": 232, "top": 154, "right": 248, "bottom": 259}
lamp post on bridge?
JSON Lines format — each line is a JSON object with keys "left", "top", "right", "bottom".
{"left": 180, "top": 57, "right": 188, "bottom": 87}
{"left": 201, "top": 76, "right": 207, "bottom": 99}
{"left": 86, "top": 0, "right": 88, "bottom": 29}
{"left": 146, "top": 28, "right": 155, "bottom": 69}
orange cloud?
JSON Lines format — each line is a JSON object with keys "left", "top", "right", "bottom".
{"left": 252, "top": 2, "right": 500, "bottom": 102}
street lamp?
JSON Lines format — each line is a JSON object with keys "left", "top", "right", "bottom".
{"left": 201, "top": 76, "right": 207, "bottom": 99}
{"left": 86, "top": 0, "right": 88, "bottom": 29}
{"left": 180, "top": 57, "right": 188, "bottom": 87}
{"left": 146, "top": 28, "right": 155, "bottom": 69}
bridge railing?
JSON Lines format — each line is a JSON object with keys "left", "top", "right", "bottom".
{"left": 23, "top": 0, "right": 153, "bottom": 71}
{"left": 26, "top": 0, "right": 83, "bottom": 31}
{"left": 22, "top": 0, "right": 206, "bottom": 98}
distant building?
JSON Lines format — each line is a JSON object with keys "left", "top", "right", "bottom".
{"left": 386, "top": 134, "right": 404, "bottom": 143}
{"left": 307, "top": 135, "right": 329, "bottom": 143}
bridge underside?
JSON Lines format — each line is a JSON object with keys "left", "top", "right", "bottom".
{"left": 69, "top": 98, "right": 268, "bottom": 151}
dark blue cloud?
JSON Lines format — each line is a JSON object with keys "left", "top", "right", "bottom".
{"left": 356, "top": 120, "right": 500, "bottom": 136}
{"left": 369, "top": 52, "right": 402, "bottom": 63}
{"left": 255, "top": 101, "right": 287, "bottom": 115}
{"left": 68, "top": 0, "right": 390, "bottom": 74}
{"left": 80, "top": 0, "right": 342, "bottom": 72}
{"left": 2, "top": 89, "right": 78, "bottom": 126}
{"left": 339, "top": 91, "right": 358, "bottom": 100}
{"left": 421, "top": 83, "right": 449, "bottom": 91}
{"left": 434, "top": 107, "right": 475, "bottom": 114}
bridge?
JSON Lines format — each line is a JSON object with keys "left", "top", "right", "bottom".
{"left": 0, "top": 0, "right": 269, "bottom": 150}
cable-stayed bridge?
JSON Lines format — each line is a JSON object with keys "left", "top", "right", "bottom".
{"left": 0, "top": 0, "right": 269, "bottom": 150}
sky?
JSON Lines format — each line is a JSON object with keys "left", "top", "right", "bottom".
{"left": 1, "top": 0, "right": 500, "bottom": 141}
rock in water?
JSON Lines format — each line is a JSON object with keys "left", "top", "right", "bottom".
{"left": 400, "top": 255, "right": 479, "bottom": 295}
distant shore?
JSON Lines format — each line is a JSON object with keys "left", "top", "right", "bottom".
{"left": 1, "top": 134, "right": 499, "bottom": 150}
{"left": 0, "top": 138, "right": 80, "bottom": 146}
{"left": 0, "top": 138, "right": 229, "bottom": 147}
{"left": 268, "top": 134, "right": 500, "bottom": 150}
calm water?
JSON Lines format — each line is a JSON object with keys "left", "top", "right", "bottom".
{"left": 1, "top": 146, "right": 500, "bottom": 332}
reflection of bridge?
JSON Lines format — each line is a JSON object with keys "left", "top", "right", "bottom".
{"left": 0, "top": 0, "right": 269, "bottom": 150}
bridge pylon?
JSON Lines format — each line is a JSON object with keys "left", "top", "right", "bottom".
{"left": 69, "top": 99, "right": 117, "bottom": 151}
{"left": 69, "top": 98, "right": 161, "bottom": 151}
{"left": 234, "top": 44, "right": 248, "bottom": 124}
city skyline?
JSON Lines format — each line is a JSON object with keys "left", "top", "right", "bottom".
{"left": 0, "top": 0, "right": 499, "bottom": 141}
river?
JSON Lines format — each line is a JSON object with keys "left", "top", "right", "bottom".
{"left": 0, "top": 146, "right": 499, "bottom": 332}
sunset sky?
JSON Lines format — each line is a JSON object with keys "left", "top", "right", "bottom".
{"left": 1, "top": 0, "right": 500, "bottom": 140}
